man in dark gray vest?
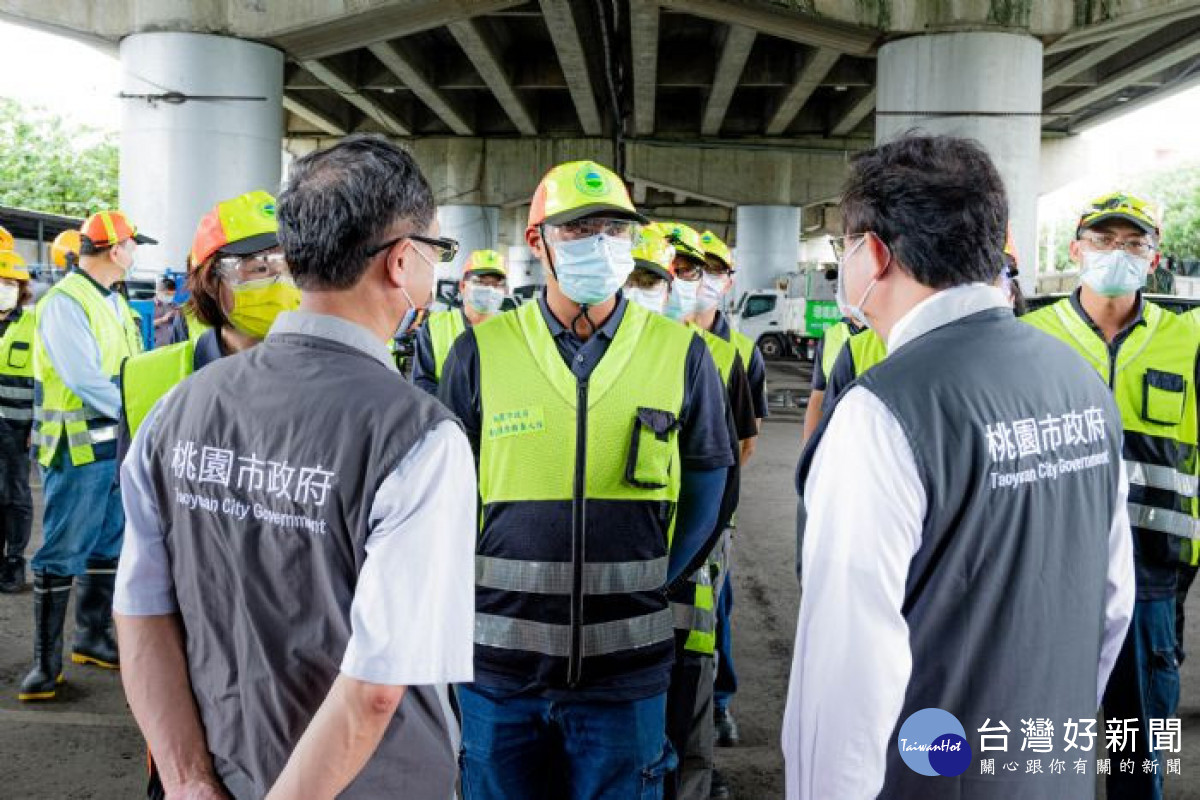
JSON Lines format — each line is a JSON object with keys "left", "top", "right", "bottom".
{"left": 783, "top": 135, "right": 1135, "bottom": 800}
{"left": 113, "top": 135, "right": 476, "bottom": 800}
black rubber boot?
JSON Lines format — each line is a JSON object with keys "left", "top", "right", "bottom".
{"left": 714, "top": 707, "right": 741, "bottom": 747}
{"left": 18, "top": 572, "right": 72, "bottom": 701}
{"left": 0, "top": 556, "right": 27, "bottom": 594}
{"left": 71, "top": 559, "right": 120, "bottom": 670}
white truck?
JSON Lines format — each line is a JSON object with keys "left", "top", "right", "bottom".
{"left": 729, "top": 268, "right": 841, "bottom": 359}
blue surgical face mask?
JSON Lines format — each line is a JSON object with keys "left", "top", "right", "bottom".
{"left": 835, "top": 237, "right": 878, "bottom": 329}
{"left": 465, "top": 284, "right": 505, "bottom": 314}
{"left": 665, "top": 278, "right": 699, "bottom": 321}
{"left": 551, "top": 233, "right": 635, "bottom": 306}
{"left": 1080, "top": 249, "right": 1149, "bottom": 298}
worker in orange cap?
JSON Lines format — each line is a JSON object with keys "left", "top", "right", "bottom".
{"left": 19, "top": 210, "right": 152, "bottom": 701}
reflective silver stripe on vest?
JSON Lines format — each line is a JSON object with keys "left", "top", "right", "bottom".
{"left": 1128, "top": 503, "right": 1200, "bottom": 540}
{"left": 475, "top": 556, "right": 668, "bottom": 596}
{"left": 671, "top": 602, "right": 716, "bottom": 634}
{"left": 66, "top": 426, "right": 117, "bottom": 449}
{"left": 475, "top": 609, "right": 673, "bottom": 657}
{"left": 0, "top": 406, "right": 33, "bottom": 422}
{"left": 1126, "top": 460, "right": 1199, "bottom": 498}
{"left": 0, "top": 385, "right": 33, "bottom": 400}
{"left": 40, "top": 407, "right": 107, "bottom": 424}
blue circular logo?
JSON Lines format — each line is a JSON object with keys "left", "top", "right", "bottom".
{"left": 897, "top": 708, "right": 972, "bottom": 777}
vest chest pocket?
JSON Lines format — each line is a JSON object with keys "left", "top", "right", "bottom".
{"left": 1143, "top": 369, "right": 1187, "bottom": 427}
{"left": 626, "top": 407, "right": 680, "bottom": 490}
{"left": 6, "top": 341, "right": 29, "bottom": 370}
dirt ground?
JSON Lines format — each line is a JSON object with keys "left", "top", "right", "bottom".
{"left": 1, "top": 360, "right": 1199, "bottom": 798}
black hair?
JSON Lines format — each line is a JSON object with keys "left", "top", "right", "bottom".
{"left": 841, "top": 134, "right": 1008, "bottom": 289}
{"left": 160, "top": 277, "right": 176, "bottom": 291}
{"left": 278, "top": 134, "right": 436, "bottom": 291}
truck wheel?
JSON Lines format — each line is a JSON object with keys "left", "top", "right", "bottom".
{"left": 758, "top": 335, "right": 785, "bottom": 360}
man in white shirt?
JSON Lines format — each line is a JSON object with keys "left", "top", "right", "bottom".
{"left": 784, "top": 134, "right": 1135, "bottom": 800}
{"left": 115, "top": 135, "right": 476, "bottom": 800}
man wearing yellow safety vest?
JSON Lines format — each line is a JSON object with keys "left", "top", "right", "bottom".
{"left": 630, "top": 223, "right": 753, "bottom": 800}
{"left": 0, "top": 248, "right": 36, "bottom": 594}
{"left": 1023, "top": 192, "right": 1199, "bottom": 800}
{"left": 412, "top": 248, "right": 507, "bottom": 395}
{"left": 440, "top": 160, "right": 734, "bottom": 799}
{"left": 18, "top": 210, "right": 152, "bottom": 701}
{"left": 118, "top": 190, "right": 297, "bottom": 443}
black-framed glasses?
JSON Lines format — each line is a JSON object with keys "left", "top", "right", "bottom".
{"left": 367, "top": 234, "right": 460, "bottom": 263}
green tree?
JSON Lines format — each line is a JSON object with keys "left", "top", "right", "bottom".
{"left": 0, "top": 97, "right": 118, "bottom": 217}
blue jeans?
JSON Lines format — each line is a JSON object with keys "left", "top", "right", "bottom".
{"left": 459, "top": 686, "right": 676, "bottom": 800}
{"left": 31, "top": 458, "right": 124, "bottom": 577}
{"left": 713, "top": 578, "right": 737, "bottom": 711}
{"left": 1103, "top": 597, "right": 1179, "bottom": 800}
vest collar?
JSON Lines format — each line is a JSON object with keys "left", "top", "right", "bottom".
{"left": 708, "top": 310, "right": 732, "bottom": 341}
{"left": 69, "top": 266, "right": 113, "bottom": 297}
{"left": 888, "top": 283, "right": 1010, "bottom": 354}
{"left": 538, "top": 292, "right": 628, "bottom": 344}
{"left": 1068, "top": 288, "right": 1147, "bottom": 346}
{"left": 269, "top": 311, "right": 396, "bottom": 372}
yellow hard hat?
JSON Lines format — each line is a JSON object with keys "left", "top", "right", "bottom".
{"left": 465, "top": 249, "right": 507, "bottom": 278}
{"left": 699, "top": 230, "right": 733, "bottom": 271}
{"left": 654, "top": 221, "right": 706, "bottom": 266}
{"left": 528, "top": 161, "right": 647, "bottom": 228}
{"left": 1077, "top": 192, "right": 1159, "bottom": 236}
{"left": 51, "top": 230, "right": 82, "bottom": 269}
{"left": 0, "top": 250, "right": 30, "bottom": 282}
{"left": 0, "top": 226, "right": 12, "bottom": 253}
{"left": 191, "top": 189, "right": 279, "bottom": 269}
{"left": 632, "top": 227, "right": 676, "bottom": 282}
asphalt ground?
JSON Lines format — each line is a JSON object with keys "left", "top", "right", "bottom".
{"left": 0, "top": 359, "right": 1198, "bottom": 798}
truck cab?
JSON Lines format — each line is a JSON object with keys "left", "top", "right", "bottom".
{"left": 730, "top": 268, "right": 841, "bottom": 360}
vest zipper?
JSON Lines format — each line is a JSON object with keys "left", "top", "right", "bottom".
{"left": 568, "top": 377, "right": 589, "bottom": 687}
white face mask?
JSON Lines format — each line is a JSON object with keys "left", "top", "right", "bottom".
{"left": 465, "top": 284, "right": 505, "bottom": 314}
{"left": 626, "top": 285, "right": 668, "bottom": 315}
{"left": 665, "top": 278, "right": 699, "bottom": 321}
{"left": 156, "top": 292, "right": 175, "bottom": 304}
{"left": 0, "top": 284, "right": 18, "bottom": 312}
{"left": 835, "top": 237, "right": 879, "bottom": 329}
{"left": 1080, "top": 249, "right": 1149, "bottom": 298}
{"left": 695, "top": 273, "right": 730, "bottom": 312}
{"left": 551, "top": 234, "right": 636, "bottom": 306}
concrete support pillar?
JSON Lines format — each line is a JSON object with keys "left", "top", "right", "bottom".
{"left": 119, "top": 33, "right": 284, "bottom": 274}
{"left": 876, "top": 32, "right": 1043, "bottom": 293}
{"left": 734, "top": 206, "right": 801, "bottom": 295}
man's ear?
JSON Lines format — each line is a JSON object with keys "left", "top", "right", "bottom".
{"left": 526, "top": 226, "right": 546, "bottom": 260}
{"left": 1067, "top": 239, "right": 1084, "bottom": 265}
{"left": 384, "top": 239, "right": 408, "bottom": 288}
{"left": 866, "top": 234, "right": 893, "bottom": 281}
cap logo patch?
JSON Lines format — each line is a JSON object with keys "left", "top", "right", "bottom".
{"left": 575, "top": 165, "right": 609, "bottom": 197}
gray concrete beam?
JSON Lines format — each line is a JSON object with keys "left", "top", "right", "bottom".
{"left": 270, "top": 0, "right": 525, "bottom": 60}
{"left": 1045, "top": 0, "right": 1200, "bottom": 54}
{"left": 766, "top": 48, "right": 840, "bottom": 135}
{"left": 282, "top": 94, "right": 348, "bottom": 137}
{"left": 302, "top": 59, "right": 409, "bottom": 135}
{"left": 1042, "top": 23, "right": 1168, "bottom": 91}
{"left": 1071, "top": 69, "right": 1200, "bottom": 132}
{"left": 830, "top": 88, "right": 875, "bottom": 137}
{"left": 538, "top": 0, "right": 603, "bottom": 136}
{"left": 630, "top": 0, "right": 660, "bottom": 136}
{"left": 1047, "top": 28, "right": 1200, "bottom": 118}
{"left": 701, "top": 24, "right": 757, "bottom": 136}
{"left": 366, "top": 42, "right": 473, "bottom": 135}
{"left": 658, "top": 0, "right": 876, "bottom": 55}
{"left": 448, "top": 18, "right": 538, "bottom": 135}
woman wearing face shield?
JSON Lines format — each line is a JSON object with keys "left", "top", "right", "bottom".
{"left": 118, "top": 190, "right": 299, "bottom": 453}
{"left": 0, "top": 249, "right": 36, "bottom": 594}
{"left": 412, "top": 248, "right": 507, "bottom": 395}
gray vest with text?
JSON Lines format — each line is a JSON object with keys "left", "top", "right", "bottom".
{"left": 800, "top": 308, "right": 1123, "bottom": 800}
{"left": 148, "top": 332, "right": 458, "bottom": 800}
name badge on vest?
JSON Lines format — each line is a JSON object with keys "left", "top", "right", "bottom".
{"left": 487, "top": 406, "right": 546, "bottom": 440}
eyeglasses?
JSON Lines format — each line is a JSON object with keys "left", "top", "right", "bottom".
{"left": 544, "top": 217, "right": 640, "bottom": 243}
{"left": 674, "top": 261, "right": 703, "bottom": 282}
{"left": 627, "top": 270, "right": 669, "bottom": 290}
{"left": 1079, "top": 232, "right": 1155, "bottom": 258}
{"left": 367, "top": 234, "right": 460, "bottom": 264}
{"left": 216, "top": 251, "right": 289, "bottom": 284}
{"left": 830, "top": 233, "right": 869, "bottom": 261}
{"left": 701, "top": 260, "right": 732, "bottom": 278}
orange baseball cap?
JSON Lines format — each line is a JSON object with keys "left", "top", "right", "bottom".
{"left": 190, "top": 190, "right": 279, "bottom": 269}
{"left": 79, "top": 210, "right": 156, "bottom": 254}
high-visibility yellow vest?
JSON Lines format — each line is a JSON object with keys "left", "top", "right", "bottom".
{"left": 120, "top": 339, "right": 195, "bottom": 438}
{"left": 474, "top": 300, "right": 693, "bottom": 688}
{"left": 427, "top": 310, "right": 467, "bottom": 381}
{"left": 33, "top": 271, "right": 142, "bottom": 467}
{"left": 691, "top": 324, "right": 737, "bottom": 385}
{"left": 0, "top": 308, "right": 36, "bottom": 424}
{"left": 848, "top": 328, "right": 887, "bottom": 377}
{"left": 820, "top": 321, "right": 853, "bottom": 382}
{"left": 1024, "top": 298, "right": 1200, "bottom": 565}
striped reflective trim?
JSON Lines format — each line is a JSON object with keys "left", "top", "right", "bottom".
{"left": 1126, "top": 460, "right": 1199, "bottom": 498}
{"left": 0, "top": 385, "right": 33, "bottom": 400}
{"left": 1129, "top": 503, "right": 1200, "bottom": 540}
{"left": 671, "top": 602, "right": 716, "bottom": 634}
{"left": 475, "top": 556, "right": 668, "bottom": 595}
{"left": 0, "top": 406, "right": 33, "bottom": 422}
{"left": 67, "top": 426, "right": 116, "bottom": 449}
{"left": 475, "top": 609, "right": 673, "bottom": 657}
{"left": 40, "top": 407, "right": 107, "bottom": 424}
